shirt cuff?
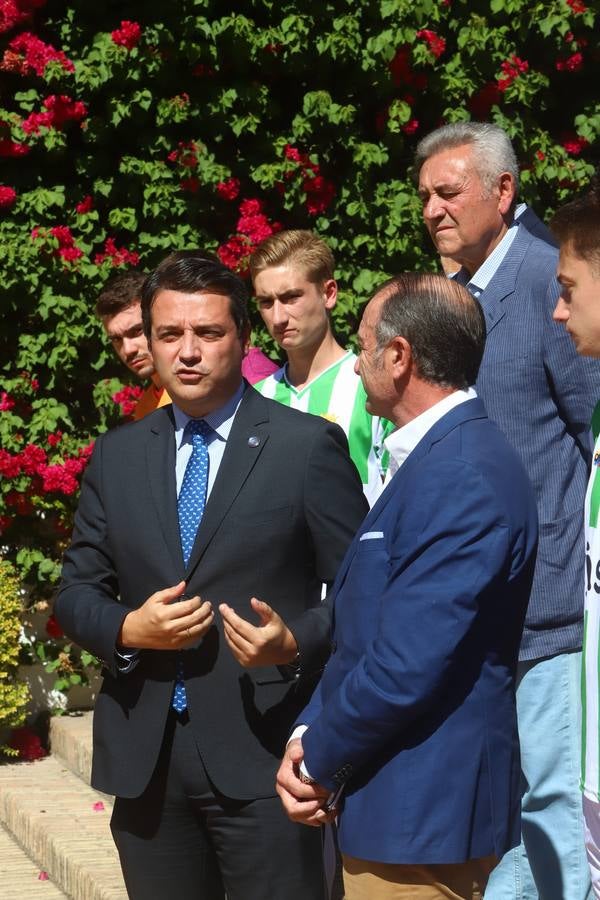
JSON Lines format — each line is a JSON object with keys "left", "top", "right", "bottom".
{"left": 114, "top": 647, "right": 139, "bottom": 674}
{"left": 287, "top": 724, "right": 314, "bottom": 781}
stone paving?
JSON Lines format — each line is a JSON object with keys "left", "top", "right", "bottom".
{"left": 0, "top": 713, "right": 126, "bottom": 900}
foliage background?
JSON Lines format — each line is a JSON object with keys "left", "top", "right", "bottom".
{"left": 1, "top": 0, "right": 599, "bottom": 705}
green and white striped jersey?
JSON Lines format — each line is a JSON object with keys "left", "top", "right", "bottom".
{"left": 255, "top": 351, "right": 391, "bottom": 506}
{"left": 582, "top": 400, "right": 600, "bottom": 800}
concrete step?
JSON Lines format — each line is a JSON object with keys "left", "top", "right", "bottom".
{"left": 49, "top": 713, "right": 94, "bottom": 787}
{"left": 0, "top": 754, "right": 126, "bottom": 900}
{"left": 0, "top": 823, "right": 68, "bottom": 898}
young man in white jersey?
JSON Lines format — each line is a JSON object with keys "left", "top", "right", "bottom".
{"left": 552, "top": 180, "right": 600, "bottom": 897}
{"left": 249, "top": 230, "right": 390, "bottom": 505}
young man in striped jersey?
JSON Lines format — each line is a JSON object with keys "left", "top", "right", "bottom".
{"left": 250, "top": 230, "right": 391, "bottom": 506}
{"left": 552, "top": 182, "right": 600, "bottom": 897}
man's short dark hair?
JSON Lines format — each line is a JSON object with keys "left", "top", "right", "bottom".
{"left": 141, "top": 251, "right": 250, "bottom": 340}
{"left": 95, "top": 270, "right": 147, "bottom": 318}
{"left": 374, "top": 273, "right": 486, "bottom": 390}
{"left": 551, "top": 175, "right": 600, "bottom": 277}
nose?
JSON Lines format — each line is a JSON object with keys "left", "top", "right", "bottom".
{"left": 422, "top": 194, "right": 443, "bottom": 222}
{"left": 553, "top": 295, "right": 569, "bottom": 323}
{"left": 122, "top": 336, "right": 141, "bottom": 359}
{"left": 271, "top": 300, "right": 288, "bottom": 328}
{"left": 179, "top": 330, "right": 201, "bottom": 362}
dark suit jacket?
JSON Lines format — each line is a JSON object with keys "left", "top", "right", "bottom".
{"left": 300, "top": 399, "right": 538, "bottom": 865}
{"left": 473, "top": 223, "right": 600, "bottom": 659}
{"left": 56, "top": 386, "right": 368, "bottom": 799}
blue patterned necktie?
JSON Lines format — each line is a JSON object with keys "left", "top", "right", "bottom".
{"left": 172, "top": 418, "right": 211, "bottom": 713}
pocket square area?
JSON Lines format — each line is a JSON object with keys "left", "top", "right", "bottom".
{"left": 359, "top": 531, "right": 384, "bottom": 541}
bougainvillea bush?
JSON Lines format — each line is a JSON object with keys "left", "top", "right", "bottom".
{"left": 1, "top": 0, "right": 598, "bottom": 706}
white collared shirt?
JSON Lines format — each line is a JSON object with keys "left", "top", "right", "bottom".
{"left": 172, "top": 382, "right": 245, "bottom": 497}
{"left": 454, "top": 216, "right": 521, "bottom": 298}
{"left": 384, "top": 388, "right": 477, "bottom": 482}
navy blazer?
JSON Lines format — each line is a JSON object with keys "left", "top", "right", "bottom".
{"left": 56, "top": 387, "right": 368, "bottom": 799}
{"left": 475, "top": 223, "right": 600, "bottom": 659}
{"left": 300, "top": 399, "right": 538, "bottom": 865}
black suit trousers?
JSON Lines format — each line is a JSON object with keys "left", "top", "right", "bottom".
{"left": 110, "top": 710, "right": 326, "bottom": 900}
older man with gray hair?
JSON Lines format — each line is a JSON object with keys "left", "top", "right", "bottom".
{"left": 415, "top": 121, "right": 599, "bottom": 899}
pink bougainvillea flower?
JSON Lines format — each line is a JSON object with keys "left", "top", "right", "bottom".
{"left": 497, "top": 54, "right": 529, "bottom": 91}
{"left": 112, "top": 385, "right": 143, "bottom": 417}
{"left": 0, "top": 184, "right": 16, "bottom": 208}
{"left": 9, "top": 726, "right": 47, "bottom": 760}
{"left": 562, "top": 133, "right": 589, "bottom": 155}
{"left": 566, "top": 0, "right": 587, "bottom": 13}
{"left": 7, "top": 31, "right": 73, "bottom": 75}
{"left": 0, "top": 390, "right": 15, "bottom": 410}
{"left": 111, "top": 20, "right": 142, "bottom": 50}
{"left": 303, "top": 175, "right": 336, "bottom": 216}
{"left": 216, "top": 177, "right": 240, "bottom": 201}
{"left": 0, "top": 137, "right": 30, "bottom": 156}
{"left": 0, "top": 0, "right": 46, "bottom": 35}
{"left": 95, "top": 237, "right": 140, "bottom": 268}
{"left": 416, "top": 29, "right": 446, "bottom": 59}
{"left": 0, "top": 449, "right": 21, "bottom": 476}
{"left": 47, "top": 430, "right": 63, "bottom": 447}
{"left": 20, "top": 442, "right": 47, "bottom": 475}
{"left": 76, "top": 195, "right": 93, "bottom": 214}
{"left": 402, "top": 118, "right": 419, "bottom": 135}
{"left": 556, "top": 51, "right": 583, "bottom": 72}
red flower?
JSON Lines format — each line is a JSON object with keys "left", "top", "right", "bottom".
{"left": 47, "top": 431, "right": 63, "bottom": 447}
{"left": 556, "top": 51, "right": 583, "bottom": 72}
{"left": 7, "top": 31, "right": 73, "bottom": 75}
{"left": 0, "top": 449, "right": 21, "bottom": 476}
{"left": 0, "top": 137, "right": 29, "bottom": 156}
{"left": 8, "top": 726, "right": 46, "bottom": 761}
{"left": 303, "top": 175, "right": 336, "bottom": 215}
{"left": 0, "top": 390, "right": 15, "bottom": 410}
{"left": 536, "top": 150, "right": 546, "bottom": 161}
{"left": 95, "top": 237, "right": 140, "bottom": 268}
{"left": 402, "top": 118, "right": 419, "bottom": 135}
{"left": 167, "top": 140, "right": 198, "bottom": 168}
{"left": 566, "top": 0, "right": 587, "bottom": 13}
{"left": 112, "top": 385, "right": 143, "bottom": 417}
{"left": 22, "top": 94, "right": 87, "bottom": 133}
{"left": 0, "top": 184, "right": 16, "bottom": 208}
{"left": 416, "top": 29, "right": 446, "bottom": 59}
{"left": 5, "top": 490, "right": 33, "bottom": 514}
{"left": 217, "top": 236, "right": 251, "bottom": 271}
{"left": 216, "top": 178, "right": 240, "bottom": 201}
{"left": 76, "top": 195, "right": 93, "bottom": 214}
{"left": 111, "top": 20, "right": 141, "bottom": 50}
{"left": 562, "top": 133, "right": 589, "bottom": 156}
{"left": 497, "top": 55, "right": 529, "bottom": 91}
{"left": 39, "top": 462, "right": 79, "bottom": 495}
{"left": 0, "top": 0, "right": 46, "bottom": 36}
{"left": 45, "top": 614, "right": 64, "bottom": 639}
{"left": 20, "top": 443, "right": 47, "bottom": 475}
{"left": 468, "top": 82, "right": 502, "bottom": 118}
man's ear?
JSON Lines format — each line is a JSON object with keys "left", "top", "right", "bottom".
{"left": 497, "top": 172, "right": 516, "bottom": 216}
{"left": 389, "top": 335, "right": 412, "bottom": 378}
{"left": 323, "top": 278, "right": 338, "bottom": 310}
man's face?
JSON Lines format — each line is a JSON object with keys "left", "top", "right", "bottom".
{"left": 355, "top": 295, "right": 393, "bottom": 419}
{"left": 253, "top": 265, "right": 336, "bottom": 354}
{"left": 554, "top": 244, "right": 600, "bottom": 358}
{"left": 418, "top": 143, "right": 512, "bottom": 274}
{"left": 149, "top": 289, "right": 248, "bottom": 417}
{"left": 102, "top": 302, "right": 155, "bottom": 380}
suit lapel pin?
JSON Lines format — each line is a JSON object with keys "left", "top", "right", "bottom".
{"left": 248, "top": 435, "right": 260, "bottom": 448}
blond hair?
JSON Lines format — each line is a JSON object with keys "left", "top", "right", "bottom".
{"left": 249, "top": 230, "right": 335, "bottom": 284}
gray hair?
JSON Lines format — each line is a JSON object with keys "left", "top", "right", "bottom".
{"left": 415, "top": 122, "right": 519, "bottom": 196}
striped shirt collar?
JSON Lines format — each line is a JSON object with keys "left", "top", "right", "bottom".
{"left": 454, "top": 217, "right": 520, "bottom": 297}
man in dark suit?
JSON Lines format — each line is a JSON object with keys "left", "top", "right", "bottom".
{"left": 55, "top": 252, "right": 368, "bottom": 900}
{"left": 415, "top": 121, "right": 599, "bottom": 899}
{"left": 277, "top": 273, "right": 538, "bottom": 899}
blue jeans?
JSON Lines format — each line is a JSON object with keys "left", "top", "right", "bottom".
{"left": 486, "top": 650, "right": 591, "bottom": 900}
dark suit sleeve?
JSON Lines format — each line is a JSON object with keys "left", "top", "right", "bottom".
{"left": 542, "top": 276, "right": 597, "bottom": 461}
{"left": 287, "top": 421, "right": 368, "bottom": 677}
{"left": 301, "top": 459, "right": 516, "bottom": 790}
{"left": 54, "top": 435, "right": 130, "bottom": 672}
